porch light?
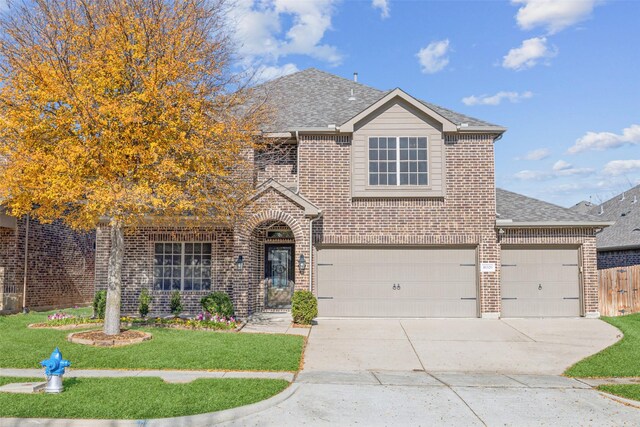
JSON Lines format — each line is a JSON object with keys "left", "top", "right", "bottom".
{"left": 298, "top": 254, "right": 306, "bottom": 273}
{"left": 235, "top": 255, "right": 244, "bottom": 272}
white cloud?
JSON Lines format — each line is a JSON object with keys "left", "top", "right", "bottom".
{"left": 372, "top": 0, "right": 390, "bottom": 19}
{"left": 602, "top": 160, "right": 640, "bottom": 176}
{"left": 229, "top": 0, "right": 341, "bottom": 78}
{"left": 513, "top": 0, "right": 599, "bottom": 34}
{"left": 568, "top": 124, "right": 640, "bottom": 154}
{"left": 416, "top": 39, "right": 450, "bottom": 74}
{"left": 515, "top": 161, "right": 594, "bottom": 180}
{"left": 253, "top": 63, "right": 299, "bottom": 83}
{"left": 462, "top": 91, "right": 533, "bottom": 106}
{"left": 502, "top": 37, "right": 557, "bottom": 70}
{"left": 552, "top": 159, "right": 571, "bottom": 171}
{"left": 517, "top": 148, "right": 551, "bottom": 161}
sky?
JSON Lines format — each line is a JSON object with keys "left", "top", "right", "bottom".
{"left": 229, "top": 0, "right": 640, "bottom": 207}
{"left": 0, "top": 0, "right": 637, "bottom": 207}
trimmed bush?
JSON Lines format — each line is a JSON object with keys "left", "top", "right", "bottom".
{"left": 93, "top": 290, "right": 107, "bottom": 319}
{"left": 291, "top": 290, "right": 317, "bottom": 325}
{"left": 200, "top": 292, "right": 234, "bottom": 318}
{"left": 138, "top": 288, "right": 152, "bottom": 318}
{"left": 169, "top": 291, "right": 182, "bottom": 317}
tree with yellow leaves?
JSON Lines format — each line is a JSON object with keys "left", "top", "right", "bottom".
{"left": 0, "top": 0, "right": 266, "bottom": 335}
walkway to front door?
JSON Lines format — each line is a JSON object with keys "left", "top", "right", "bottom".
{"left": 264, "top": 244, "right": 294, "bottom": 309}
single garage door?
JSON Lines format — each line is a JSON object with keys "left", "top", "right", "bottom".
{"left": 501, "top": 248, "right": 580, "bottom": 317}
{"left": 317, "top": 247, "right": 477, "bottom": 317}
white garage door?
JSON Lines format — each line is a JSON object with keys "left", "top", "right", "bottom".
{"left": 501, "top": 248, "right": 581, "bottom": 317}
{"left": 317, "top": 247, "right": 478, "bottom": 317}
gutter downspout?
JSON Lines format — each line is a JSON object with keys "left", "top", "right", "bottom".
{"left": 22, "top": 214, "right": 30, "bottom": 313}
{"left": 295, "top": 130, "right": 300, "bottom": 194}
{"left": 308, "top": 211, "right": 323, "bottom": 292}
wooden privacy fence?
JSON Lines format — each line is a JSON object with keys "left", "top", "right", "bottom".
{"left": 599, "top": 265, "right": 640, "bottom": 316}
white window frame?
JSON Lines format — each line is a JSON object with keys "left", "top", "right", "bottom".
{"left": 153, "top": 242, "right": 213, "bottom": 292}
{"left": 368, "top": 136, "right": 429, "bottom": 187}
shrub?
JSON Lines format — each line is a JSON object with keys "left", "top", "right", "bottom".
{"left": 169, "top": 290, "right": 183, "bottom": 317}
{"left": 200, "top": 292, "right": 234, "bottom": 318}
{"left": 93, "top": 290, "right": 107, "bottom": 319}
{"left": 138, "top": 288, "right": 152, "bottom": 318}
{"left": 291, "top": 290, "right": 317, "bottom": 325}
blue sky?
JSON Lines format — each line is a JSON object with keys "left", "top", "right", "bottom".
{"left": 230, "top": 0, "right": 640, "bottom": 207}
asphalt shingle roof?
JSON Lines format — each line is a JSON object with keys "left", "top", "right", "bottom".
{"left": 496, "top": 188, "right": 605, "bottom": 224}
{"left": 254, "top": 68, "right": 501, "bottom": 132}
{"left": 584, "top": 184, "right": 640, "bottom": 250}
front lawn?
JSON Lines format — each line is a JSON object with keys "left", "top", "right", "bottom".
{"left": 565, "top": 313, "right": 640, "bottom": 377}
{"left": 0, "top": 376, "right": 289, "bottom": 419}
{"left": 598, "top": 385, "right": 640, "bottom": 403}
{"left": 0, "top": 309, "right": 304, "bottom": 371}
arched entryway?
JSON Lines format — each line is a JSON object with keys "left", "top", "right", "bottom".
{"left": 249, "top": 220, "right": 298, "bottom": 311}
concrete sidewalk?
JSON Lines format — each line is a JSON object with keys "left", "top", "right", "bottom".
{"left": 0, "top": 368, "right": 294, "bottom": 383}
{"left": 240, "top": 312, "right": 310, "bottom": 336}
{"left": 220, "top": 371, "right": 640, "bottom": 427}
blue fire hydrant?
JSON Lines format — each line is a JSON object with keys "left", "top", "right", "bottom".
{"left": 40, "top": 347, "right": 71, "bottom": 393}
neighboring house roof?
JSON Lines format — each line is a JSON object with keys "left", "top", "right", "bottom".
{"left": 254, "top": 68, "right": 504, "bottom": 133}
{"left": 569, "top": 200, "right": 595, "bottom": 215}
{"left": 584, "top": 184, "right": 640, "bottom": 250}
{"left": 496, "top": 188, "right": 612, "bottom": 227}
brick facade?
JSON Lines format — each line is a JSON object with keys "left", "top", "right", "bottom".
{"left": 0, "top": 217, "right": 95, "bottom": 313}
{"left": 93, "top": 111, "right": 602, "bottom": 317}
{"left": 597, "top": 248, "right": 640, "bottom": 269}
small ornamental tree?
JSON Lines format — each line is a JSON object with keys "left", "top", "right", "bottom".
{"left": 0, "top": 0, "right": 267, "bottom": 335}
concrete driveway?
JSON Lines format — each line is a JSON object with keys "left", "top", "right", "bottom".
{"left": 303, "top": 318, "right": 621, "bottom": 374}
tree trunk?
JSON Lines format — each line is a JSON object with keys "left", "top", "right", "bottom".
{"left": 104, "top": 222, "right": 124, "bottom": 335}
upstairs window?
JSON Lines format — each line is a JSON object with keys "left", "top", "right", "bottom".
{"left": 153, "top": 242, "right": 212, "bottom": 291}
{"left": 368, "top": 137, "right": 428, "bottom": 186}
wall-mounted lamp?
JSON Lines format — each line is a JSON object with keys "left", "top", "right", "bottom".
{"left": 298, "top": 254, "right": 306, "bottom": 273}
{"left": 498, "top": 228, "right": 505, "bottom": 235}
{"left": 235, "top": 255, "right": 244, "bottom": 272}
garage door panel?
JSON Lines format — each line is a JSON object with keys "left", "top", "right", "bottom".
{"left": 317, "top": 247, "right": 477, "bottom": 318}
{"left": 501, "top": 248, "right": 580, "bottom": 317}
{"left": 318, "top": 297, "right": 477, "bottom": 318}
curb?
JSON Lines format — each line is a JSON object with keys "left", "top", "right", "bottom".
{"left": 1, "top": 383, "right": 299, "bottom": 427}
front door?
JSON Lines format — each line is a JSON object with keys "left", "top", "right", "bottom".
{"left": 265, "top": 244, "right": 295, "bottom": 309}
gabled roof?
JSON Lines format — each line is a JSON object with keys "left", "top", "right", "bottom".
{"left": 254, "top": 68, "right": 504, "bottom": 133}
{"left": 584, "top": 184, "right": 640, "bottom": 250}
{"left": 253, "top": 179, "right": 320, "bottom": 217}
{"left": 496, "top": 188, "right": 612, "bottom": 227}
{"left": 340, "top": 88, "right": 457, "bottom": 133}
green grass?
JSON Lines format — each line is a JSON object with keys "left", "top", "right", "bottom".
{"left": 598, "top": 385, "right": 640, "bottom": 402}
{"left": 0, "top": 308, "right": 304, "bottom": 371}
{"left": 0, "top": 376, "right": 289, "bottom": 419}
{"left": 565, "top": 313, "right": 640, "bottom": 377}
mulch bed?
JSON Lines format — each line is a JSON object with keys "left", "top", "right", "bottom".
{"left": 28, "top": 322, "right": 103, "bottom": 330}
{"left": 68, "top": 329, "right": 152, "bottom": 347}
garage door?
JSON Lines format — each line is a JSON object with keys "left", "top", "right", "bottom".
{"left": 317, "top": 247, "right": 477, "bottom": 317}
{"left": 501, "top": 248, "right": 580, "bottom": 317}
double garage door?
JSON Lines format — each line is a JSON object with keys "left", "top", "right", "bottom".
{"left": 317, "top": 247, "right": 478, "bottom": 317}
{"left": 316, "top": 246, "right": 581, "bottom": 318}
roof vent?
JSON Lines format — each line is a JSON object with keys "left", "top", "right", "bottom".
{"left": 353, "top": 72, "right": 358, "bottom": 82}
{"left": 598, "top": 205, "right": 604, "bottom": 215}
{"left": 633, "top": 195, "right": 637, "bottom": 204}
{"left": 621, "top": 192, "right": 626, "bottom": 201}
{"left": 348, "top": 88, "right": 356, "bottom": 101}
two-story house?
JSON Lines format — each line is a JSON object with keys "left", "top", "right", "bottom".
{"left": 94, "top": 68, "right": 610, "bottom": 319}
